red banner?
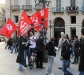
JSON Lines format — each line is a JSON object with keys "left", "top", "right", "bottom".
{"left": 39, "top": 8, "right": 48, "bottom": 19}
{"left": 0, "top": 18, "right": 17, "bottom": 38}
{"left": 18, "top": 11, "right": 32, "bottom": 36}
{"left": 30, "top": 12, "right": 42, "bottom": 27}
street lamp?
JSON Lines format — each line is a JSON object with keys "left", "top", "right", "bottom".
{"left": 49, "top": 20, "right": 52, "bottom": 39}
{"left": 34, "top": 0, "right": 51, "bottom": 45}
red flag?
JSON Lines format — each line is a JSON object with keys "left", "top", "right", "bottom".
{"left": 18, "top": 11, "right": 33, "bottom": 36}
{"left": 39, "top": 8, "right": 48, "bottom": 18}
{"left": 0, "top": 18, "right": 17, "bottom": 38}
{"left": 30, "top": 12, "right": 42, "bottom": 27}
{"left": 44, "top": 19, "right": 48, "bottom": 29}
{"left": 35, "top": 25, "right": 43, "bottom": 32}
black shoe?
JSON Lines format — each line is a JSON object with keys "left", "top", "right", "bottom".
{"left": 58, "top": 67, "right": 62, "bottom": 69}
{"left": 10, "top": 51, "right": 13, "bottom": 53}
{"left": 24, "top": 65, "right": 28, "bottom": 67}
{"left": 39, "top": 67, "right": 45, "bottom": 69}
{"left": 71, "top": 62, "right": 76, "bottom": 64}
{"left": 76, "top": 62, "right": 78, "bottom": 63}
{"left": 36, "top": 66, "right": 40, "bottom": 68}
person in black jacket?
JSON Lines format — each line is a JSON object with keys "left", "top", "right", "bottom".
{"left": 61, "top": 34, "right": 73, "bottom": 75}
{"left": 24, "top": 36, "right": 31, "bottom": 67}
{"left": 71, "top": 35, "right": 80, "bottom": 64}
{"left": 35, "top": 36, "right": 44, "bottom": 69}
{"left": 46, "top": 38, "right": 56, "bottom": 75}
{"left": 79, "top": 28, "right": 84, "bottom": 75}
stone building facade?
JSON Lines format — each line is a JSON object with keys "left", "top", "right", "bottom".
{"left": 5, "top": 0, "right": 84, "bottom": 40}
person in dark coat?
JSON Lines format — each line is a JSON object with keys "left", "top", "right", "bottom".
{"left": 61, "top": 34, "right": 73, "bottom": 75}
{"left": 46, "top": 38, "right": 56, "bottom": 75}
{"left": 35, "top": 36, "right": 44, "bottom": 68}
{"left": 71, "top": 35, "right": 80, "bottom": 64}
{"left": 79, "top": 28, "right": 84, "bottom": 75}
{"left": 5, "top": 38, "right": 12, "bottom": 50}
{"left": 16, "top": 35, "right": 28, "bottom": 71}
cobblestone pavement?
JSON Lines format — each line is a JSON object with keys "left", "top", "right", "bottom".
{"left": 0, "top": 42, "right": 79, "bottom": 75}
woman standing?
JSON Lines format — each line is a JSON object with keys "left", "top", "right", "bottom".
{"left": 16, "top": 35, "right": 28, "bottom": 71}
{"left": 46, "top": 38, "right": 56, "bottom": 75}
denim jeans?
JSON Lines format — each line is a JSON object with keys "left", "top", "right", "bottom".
{"left": 47, "top": 56, "right": 54, "bottom": 74}
{"left": 79, "top": 71, "right": 84, "bottom": 75}
{"left": 11, "top": 45, "right": 16, "bottom": 52}
{"left": 72, "top": 48, "right": 74, "bottom": 56}
{"left": 19, "top": 63, "right": 22, "bottom": 69}
{"left": 62, "top": 60, "right": 73, "bottom": 75}
{"left": 24, "top": 49, "right": 30, "bottom": 65}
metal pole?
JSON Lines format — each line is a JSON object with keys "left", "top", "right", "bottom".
{"left": 10, "top": 0, "right": 11, "bottom": 19}
{"left": 50, "top": 27, "right": 51, "bottom": 39}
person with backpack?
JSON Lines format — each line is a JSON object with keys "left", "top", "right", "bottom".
{"left": 61, "top": 34, "right": 73, "bottom": 75}
{"left": 46, "top": 37, "right": 56, "bottom": 75}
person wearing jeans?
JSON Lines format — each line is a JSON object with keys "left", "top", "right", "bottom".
{"left": 16, "top": 36, "right": 28, "bottom": 71}
{"left": 24, "top": 37, "right": 31, "bottom": 67}
{"left": 19, "top": 63, "right": 23, "bottom": 69}
{"left": 24, "top": 49, "right": 30, "bottom": 67}
{"left": 47, "top": 56, "right": 54, "bottom": 74}
{"left": 61, "top": 34, "right": 73, "bottom": 75}
{"left": 62, "top": 60, "right": 73, "bottom": 75}
{"left": 46, "top": 38, "right": 56, "bottom": 75}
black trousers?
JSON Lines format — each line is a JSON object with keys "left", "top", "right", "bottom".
{"left": 74, "top": 48, "right": 79, "bottom": 62}
{"left": 36, "top": 51, "right": 43, "bottom": 67}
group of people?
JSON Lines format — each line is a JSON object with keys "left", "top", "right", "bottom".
{"left": 5, "top": 28, "right": 84, "bottom": 75}
{"left": 57, "top": 28, "right": 84, "bottom": 75}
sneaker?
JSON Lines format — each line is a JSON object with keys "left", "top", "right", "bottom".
{"left": 19, "top": 68, "right": 24, "bottom": 71}
{"left": 58, "top": 67, "right": 62, "bottom": 69}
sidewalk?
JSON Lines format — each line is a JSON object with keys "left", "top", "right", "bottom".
{"left": 0, "top": 43, "right": 79, "bottom": 75}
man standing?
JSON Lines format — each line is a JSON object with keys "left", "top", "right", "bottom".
{"left": 71, "top": 36, "right": 80, "bottom": 64}
{"left": 58, "top": 32, "right": 64, "bottom": 69}
{"left": 35, "top": 36, "right": 44, "bottom": 68}
{"left": 24, "top": 36, "right": 31, "bottom": 67}
{"left": 79, "top": 28, "right": 84, "bottom": 75}
{"left": 29, "top": 31, "right": 36, "bottom": 56}
{"left": 61, "top": 34, "right": 73, "bottom": 75}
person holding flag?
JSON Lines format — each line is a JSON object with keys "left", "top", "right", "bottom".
{"left": 16, "top": 35, "right": 28, "bottom": 71}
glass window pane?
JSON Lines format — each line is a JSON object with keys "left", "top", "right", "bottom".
{"left": 71, "top": 0, "right": 75, "bottom": 6}
{"left": 56, "top": 0, "right": 61, "bottom": 7}
{"left": 14, "top": 0, "right": 18, "bottom": 5}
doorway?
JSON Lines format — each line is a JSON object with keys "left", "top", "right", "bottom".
{"left": 70, "top": 27, "right": 76, "bottom": 39}
{"left": 54, "top": 17, "right": 65, "bottom": 46}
